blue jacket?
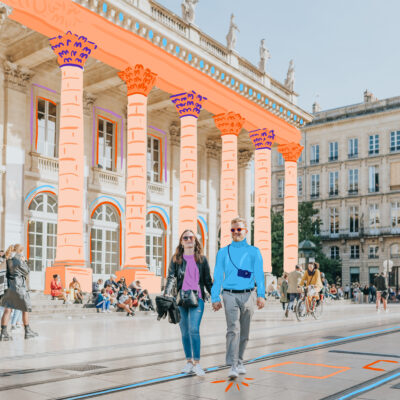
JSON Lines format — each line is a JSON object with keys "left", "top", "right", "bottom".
{"left": 211, "top": 238, "right": 265, "bottom": 303}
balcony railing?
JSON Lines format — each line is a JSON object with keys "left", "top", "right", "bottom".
{"left": 368, "top": 186, "right": 379, "bottom": 193}
{"left": 329, "top": 190, "right": 338, "bottom": 197}
{"left": 328, "top": 156, "right": 338, "bottom": 162}
{"left": 30, "top": 152, "right": 59, "bottom": 176}
{"left": 310, "top": 193, "right": 320, "bottom": 199}
{"left": 368, "top": 150, "right": 379, "bottom": 156}
{"left": 310, "top": 159, "right": 319, "bottom": 165}
{"left": 147, "top": 181, "right": 166, "bottom": 195}
{"left": 348, "top": 153, "right": 358, "bottom": 159}
{"left": 348, "top": 188, "right": 359, "bottom": 195}
{"left": 92, "top": 167, "right": 122, "bottom": 187}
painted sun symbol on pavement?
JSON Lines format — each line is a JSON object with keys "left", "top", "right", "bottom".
{"left": 211, "top": 377, "right": 254, "bottom": 392}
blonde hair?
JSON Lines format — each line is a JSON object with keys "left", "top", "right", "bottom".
{"left": 5, "top": 244, "right": 16, "bottom": 259}
{"left": 231, "top": 217, "right": 247, "bottom": 228}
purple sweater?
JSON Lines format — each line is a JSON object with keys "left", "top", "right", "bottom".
{"left": 182, "top": 254, "right": 202, "bottom": 299}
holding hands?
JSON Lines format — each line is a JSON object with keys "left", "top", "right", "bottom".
{"left": 212, "top": 301, "right": 222, "bottom": 312}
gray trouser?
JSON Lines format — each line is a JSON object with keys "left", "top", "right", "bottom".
{"left": 222, "top": 290, "right": 255, "bottom": 366}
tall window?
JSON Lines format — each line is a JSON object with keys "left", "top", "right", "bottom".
{"left": 91, "top": 204, "right": 119, "bottom": 275}
{"left": 330, "top": 246, "right": 340, "bottom": 260}
{"left": 350, "top": 267, "right": 360, "bottom": 283}
{"left": 390, "top": 131, "right": 400, "bottom": 152}
{"left": 369, "top": 134, "right": 379, "bottom": 155}
{"left": 298, "top": 176, "right": 303, "bottom": 196}
{"left": 311, "top": 174, "right": 320, "bottom": 198}
{"left": 298, "top": 150, "right": 303, "bottom": 163}
{"left": 348, "top": 169, "right": 359, "bottom": 194}
{"left": 277, "top": 152, "right": 284, "bottom": 166}
{"left": 329, "top": 142, "right": 338, "bottom": 161}
{"left": 310, "top": 144, "right": 319, "bottom": 164}
{"left": 98, "top": 117, "right": 115, "bottom": 171}
{"left": 390, "top": 243, "right": 400, "bottom": 258}
{"left": 37, "top": 98, "right": 57, "bottom": 157}
{"left": 146, "top": 213, "right": 165, "bottom": 276}
{"left": 350, "top": 245, "right": 360, "bottom": 259}
{"left": 368, "top": 246, "right": 379, "bottom": 259}
{"left": 278, "top": 178, "right": 284, "bottom": 198}
{"left": 329, "top": 208, "right": 339, "bottom": 235}
{"left": 369, "top": 204, "right": 380, "bottom": 229}
{"left": 368, "top": 166, "right": 379, "bottom": 193}
{"left": 391, "top": 202, "right": 400, "bottom": 228}
{"left": 349, "top": 206, "right": 359, "bottom": 233}
{"left": 348, "top": 138, "right": 358, "bottom": 158}
{"left": 28, "top": 193, "right": 57, "bottom": 272}
{"left": 147, "top": 136, "right": 161, "bottom": 183}
{"left": 329, "top": 171, "right": 339, "bottom": 196}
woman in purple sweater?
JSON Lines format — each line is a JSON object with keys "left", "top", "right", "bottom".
{"left": 164, "top": 229, "right": 213, "bottom": 376}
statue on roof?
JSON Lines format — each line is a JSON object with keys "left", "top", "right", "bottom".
{"left": 181, "top": 0, "right": 199, "bottom": 25}
{"left": 284, "top": 59, "right": 295, "bottom": 91}
{"left": 226, "top": 13, "right": 239, "bottom": 51}
{"left": 258, "top": 39, "right": 270, "bottom": 73}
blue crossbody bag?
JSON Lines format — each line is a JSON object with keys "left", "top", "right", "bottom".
{"left": 227, "top": 245, "right": 252, "bottom": 279}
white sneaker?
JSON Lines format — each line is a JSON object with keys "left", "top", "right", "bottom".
{"left": 385, "top": 309, "right": 389, "bottom": 313}
{"left": 228, "top": 366, "right": 238, "bottom": 378}
{"left": 376, "top": 308, "right": 381, "bottom": 313}
{"left": 192, "top": 364, "right": 205, "bottom": 377}
{"left": 237, "top": 362, "right": 246, "bottom": 374}
{"left": 181, "top": 362, "right": 194, "bottom": 374}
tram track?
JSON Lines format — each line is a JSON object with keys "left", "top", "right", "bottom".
{"left": 22, "top": 325, "right": 400, "bottom": 400}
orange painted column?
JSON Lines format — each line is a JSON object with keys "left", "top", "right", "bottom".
{"left": 170, "top": 91, "right": 207, "bottom": 235}
{"left": 214, "top": 112, "right": 245, "bottom": 247}
{"left": 278, "top": 143, "right": 304, "bottom": 272}
{"left": 44, "top": 32, "right": 97, "bottom": 294}
{"left": 117, "top": 65, "right": 161, "bottom": 292}
{"left": 249, "top": 129, "right": 276, "bottom": 272}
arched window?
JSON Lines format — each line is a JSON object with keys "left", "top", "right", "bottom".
{"left": 28, "top": 193, "right": 57, "bottom": 271}
{"left": 146, "top": 213, "right": 165, "bottom": 276}
{"left": 390, "top": 243, "right": 400, "bottom": 258}
{"left": 91, "top": 204, "right": 120, "bottom": 275}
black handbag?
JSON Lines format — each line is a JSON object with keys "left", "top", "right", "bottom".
{"left": 177, "top": 289, "right": 199, "bottom": 308}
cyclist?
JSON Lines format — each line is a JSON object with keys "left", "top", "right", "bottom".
{"left": 300, "top": 262, "right": 323, "bottom": 312}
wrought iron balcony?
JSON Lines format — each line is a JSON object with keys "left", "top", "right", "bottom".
{"left": 348, "top": 153, "right": 358, "bottom": 159}
{"left": 328, "top": 156, "right": 338, "bottom": 162}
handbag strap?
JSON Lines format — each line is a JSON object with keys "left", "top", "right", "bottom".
{"left": 227, "top": 245, "right": 239, "bottom": 271}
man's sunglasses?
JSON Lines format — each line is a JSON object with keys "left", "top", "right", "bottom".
{"left": 182, "top": 236, "right": 195, "bottom": 241}
{"left": 231, "top": 228, "right": 245, "bottom": 233}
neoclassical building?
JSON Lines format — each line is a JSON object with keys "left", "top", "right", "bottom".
{"left": 0, "top": 0, "right": 311, "bottom": 292}
{"left": 272, "top": 91, "right": 400, "bottom": 288}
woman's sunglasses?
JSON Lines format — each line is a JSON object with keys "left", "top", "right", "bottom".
{"left": 231, "top": 228, "right": 245, "bottom": 233}
{"left": 182, "top": 236, "right": 195, "bottom": 241}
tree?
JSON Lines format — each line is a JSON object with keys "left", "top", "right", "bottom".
{"left": 271, "top": 211, "right": 284, "bottom": 277}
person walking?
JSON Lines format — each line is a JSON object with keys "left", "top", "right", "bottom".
{"left": 280, "top": 273, "right": 288, "bottom": 315}
{"left": 211, "top": 217, "right": 265, "bottom": 379}
{"left": 286, "top": 265, "right": 303, "bottom": 317}
{"left": 344, "top": 284, "right": 350, "bottom": 300}
{"left": 164, "top": 229, "right": 213, "bottom": 377}
{"left": 374, "top": 272, "right": 388, "bottom": 312}
{"left": 0, "top": 244, "right": 38, "bottom": 340}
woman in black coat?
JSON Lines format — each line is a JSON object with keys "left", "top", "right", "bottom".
{"left": 0, "top": 244, "right": 38, "bottom": 340}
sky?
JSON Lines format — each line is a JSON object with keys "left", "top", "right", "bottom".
{"left": 156, "top": 0, "right": 400, "bottom": 113}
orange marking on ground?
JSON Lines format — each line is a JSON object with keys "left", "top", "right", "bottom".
{"left": 363, "top": 360, "right": 399, "bottom": 371}
{"left": 225, "top": 383, "right": 233, "bottom": 392}
{"left": 236, "top": 384, "right": 240, "bottom": 391}
{"left": 211, "top": 380, "right": 226, "bottom": 384}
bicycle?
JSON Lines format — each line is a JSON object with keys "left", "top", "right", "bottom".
{"left": 295, "top": 285, "right": 323, "bottom": 321}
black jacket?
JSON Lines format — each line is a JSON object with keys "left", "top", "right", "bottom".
{"left": 374, "top": 275, "right": 387, "bottom": 291}
{"left": 164, "top": 256, "right": 213, "bottom": 300}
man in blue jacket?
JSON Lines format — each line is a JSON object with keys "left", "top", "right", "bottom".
{"left": 211, "top": 217, "right": 266, "bottom": 378}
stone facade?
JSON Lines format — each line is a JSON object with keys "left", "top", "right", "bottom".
{"left": 272, "top": 93, "right": 400, "bottom": 288}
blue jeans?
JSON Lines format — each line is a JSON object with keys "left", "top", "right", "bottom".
{"left": 178, "top": 299, "right": 204, "bottom": 361}
{"left": 288, "top": 293, "right": 300, "bottom": 310}
{"left": 11, "top": 309, "right": 22, "bottom": 325}
{"left": 96, "top": 300, "right": 110, "bottom": 311}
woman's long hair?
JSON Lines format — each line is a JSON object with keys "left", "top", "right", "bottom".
{"left": 172, "top": 230, "right": 204, "bottom": 264}
{"left": 5, "top": 244, "right": 16, "bottom": 260}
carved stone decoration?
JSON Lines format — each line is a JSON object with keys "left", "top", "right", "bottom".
{"left": 181, "top": 0, "right": 199, "bottom": 24}
{"left": 206, "top": 138, "right": 221, "bottom": 160}
{"left": 170, "top": 90, "right": 207, "bottom": 118}
{"left": 49, "top": 31, "right": 97, "bottom": 69}
{"left": 83, "top": 91, "right": 96, "bottom": 116}
{"left": 3, "top": 60, "right": 33, "bottom": 91}
{"left": 169, "top": 121, "right": 180, "bottom": 146}
{"left": 0, "top": 2, "right": 12, "bottom": 27}
{"left": 258, "top": 39, "right": 271, "bottom": 73}
{"left": 213, "top": 111, "right": 245, "bottom": 137}
{"left": 118, "top": 64, "right": 157, "bottom": 97}
{"left": 284, "top": 59, "right": 295, "bottom": 92}
{"left": 249, "top": 128, "right": 276, "bottom": 151}
{"left": 238, "top": 149, "right": 253, "bottom": 168}
{"left": 277, "top": 142, "right": 303, "bottom": 162}
{"left": 226, "top": 13, "right": 239, "bottom": 51}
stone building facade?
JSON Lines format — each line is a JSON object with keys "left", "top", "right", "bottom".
{"left": 272, "top": 92, "right": 400, "bottom": 288}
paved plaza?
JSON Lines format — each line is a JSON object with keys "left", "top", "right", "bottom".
{"left": 1, "top": 301, "right": 400, "bottom": 399}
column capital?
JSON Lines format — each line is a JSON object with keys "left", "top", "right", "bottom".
{"left": 238, "top": 149, "right": 253, "bottom": 167}
{"left": 278, "top": 142, "right": 303, "bottom": 162}
{"left": 83, "top": 91, "right": 96, "bottom": 116}
{"left": 0, "top": 2, "right": 12, "bottom": 26}
{"left": 206, "top": 138, "right": 221, "bottom": 159}
{"left": 49, "top": 31, "right": 97, "bottom": 69}
{"left": 170, "top": 90, "right": 207, "bottom": 118}
{"left": 118, "top": 64, "right": 157, "bottom": 96}
{"left": 213, "top": 112, "right": 245, "bottom": 137}
{"left": 249, "top": 128, "right": 276, "bottom": 150}
{"left": 3, "top": 60, "right": 33, "bottom": 91}
{"left": 169, "top": 121, "right": 180, "bottom": 146}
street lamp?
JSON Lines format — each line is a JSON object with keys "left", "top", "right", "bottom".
{"left": 298, "top": 239, "right": 316, "bottom": 269}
